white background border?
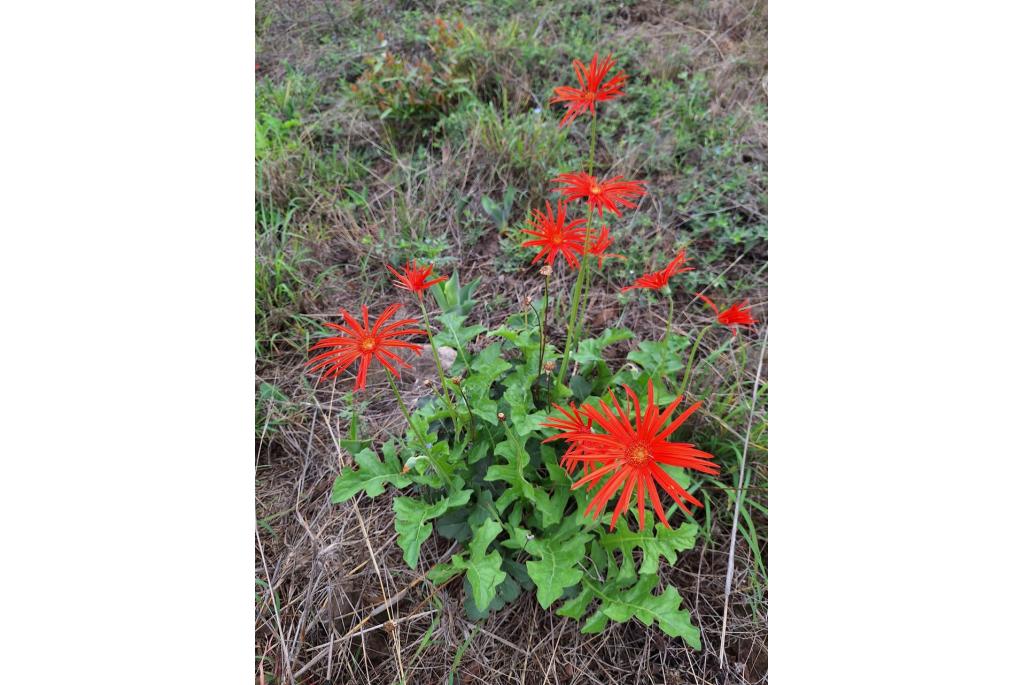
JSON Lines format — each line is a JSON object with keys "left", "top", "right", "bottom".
{"left": 2, "top": 1, "right": 1023, "bottom": 682}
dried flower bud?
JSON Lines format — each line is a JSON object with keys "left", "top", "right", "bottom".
{"left": 401, "top": 466, "right": 410, "bottom": 474}
{"left": 450, "top": 376, "right": 462, "bottom": 386}
{"left": 525, "top": 295, "right": 533, "bottom": 307}
{"left": 543, "top": 360, "right": 556, "bottom": 373}
{"left": 539, "top": 265, "right": 553, "bottom": 277}
{"left": 497, "top": 411, "right": 506, "bottom": 422}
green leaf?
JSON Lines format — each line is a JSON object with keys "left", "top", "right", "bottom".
{"left": 503, "top": 558, "right": 534, "bottom": 590}
{"left": 568, "top": 373, "right": 593, "bottom": 400}
{"left": 452, "top": 520, "right": 507, "bottom": 611}
{"left": 580, "top": 608, "right": 610, "bottom": 633}
{"left": 500, "top": 526, "right": 532, "bottom": 550}
{"left": 532, "top": 488, "right": 570, "bottom": 530}
{"left": 525, "top": 534, "right": 589, "bottom": 609}
{"left": 467, "top": 518, "right": 502, "bottom": 558}
{"left": 626, "top": 335, "right": 690, "bottom": 377}
{"left": 434, "top": 311, "right": 487, "bottom": 356}
{"left": 393, "top": 488, "right": 472, "bottom": 568}
{"left": 258, "top": 382, "right": 288, "bottom": 403}
{"left": 429, "top": 270, "right": 480, "bottom": 317}
{"left": 331, "top": 442, "right": 411, "bottom": 503}
{"left": 427, "top": 557, "right": 464, "bottom": 584}
{"left": 581, "top": 575, "right": 702, "bottom": 648}
{"left": 575, "top": 329, "right": 634, "bottom": 366}
{"left": 471, "top": 343, "right": 512, "bottom": 378}
{"left": 468, "top": 441, "right": 490, "bottom": 464}
{"left": 555, "top": 583, "right": 595, "bottom": 620}
{"left": 484, "top": 440, "right": 536, "bottom": 503}
{"left": 600, "top": 520, "right": 699, "bottom": 576}
{"left": 462, "top": 343, "right": 512, "bottom": 425}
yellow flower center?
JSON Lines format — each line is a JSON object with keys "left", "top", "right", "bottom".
{"left": 625, "top": 442, "right": 651, "bottom": 465}
{"left": 551, "top": 233, "right": 563, "bottom": 245}
{"left": 590, "top": 185, "right": 603, "bottom": 195}
{"left": 360, "top": 337, "right": 377, "bottom": 352}
{"left": 584, "top": 91, "right": 597, "bottom": 102}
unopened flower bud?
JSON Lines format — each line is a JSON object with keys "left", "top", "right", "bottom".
{"left": 539, "top": 265, "right": 553, "bottom": 277}
{"left": 497, "top": 411, "right": 506, "bottom": 422}
{"left": 450, "top": 376, "right": 462, "bottom": 386}
{"left": 543, "top": 360, "right": 556, "bottom": 373}
{"left": 525, "top": 295, "right": 533, "bottom": 307}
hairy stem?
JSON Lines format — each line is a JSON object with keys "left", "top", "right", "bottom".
{"left": 681, "top": 324, "right": 712, "bottom": 396}
{"left": 453, "top": 381, "right": 476, "bottom": 444}
{"left": 572, "top": 118, "right": 600, "bottom": 354}
{"left": 557, "top": 113, "right": 599, "bottom": 387}
{"left": 536, "top": 271, "right": 551, "bottom": 383}
{"left": 387, "top": 372, "right": 452, "bottom": 487}
{"left": 419, "top": 297, "right": 460, "bottom": 438}
{"left": 665, "top": 291, "right": 675, "bottom": 341}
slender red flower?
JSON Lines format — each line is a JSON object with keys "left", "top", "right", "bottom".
{"left": 386, "top": 260, "right": 448, "bottom": 299}
{"left": 543, "top": 379, "right": 718, "bottom": 531}
{"left": 621, "top": 249, "right": 693, "bottom": 292}
{"left": 550, "top": 52, "right": 626, "bottom": 127}
{"left": 696, "top": 294, "right": 759, "bottom": 337}
{"left": 585, "top": 225, "right": 624, "bottom": 268}
{"left": 521, "top": 201, "right": 587, "bottom": 268}
{"left": 542, "top": 402, "right": 601, "bottom": 476}
{"left": 307, "top": 304, "right": 426, "bottom": 391}
{"left": 552, "top": 171, "right": 646, "bottom": 218}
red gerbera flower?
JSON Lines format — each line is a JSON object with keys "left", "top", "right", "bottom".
{"left": 550, "top": 52, "right": 626, "bottom": 127}
{"left": 307, "top": 304, "right": 426, "bottom": 391}
{"left": 621, "top": 249, "right": 693, "bottom": 292}
{"left": 543, "top": 379, "right": 719, "bottom": 531}
{"left": 552, "top": 171, "right": 646, "bottom": 218}
{"left": 542, "top": 402, "right": 601, "bottom": 476}
{"left": 696, "top": 294, "right": 759, "bottom": 337}
{"left": 521, "top": 201, "right": 587, "bottom": 268}
{"left": 585, "top": 225, "right": 624, "bottom": 268}
{"left": 386, "top": 260, "right": 448, "bottom": 299}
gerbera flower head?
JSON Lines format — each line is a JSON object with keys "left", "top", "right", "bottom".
{"left": 307, "top": 304, "right": 426, "bottom": 391}
{"left": 550, "top": 52, "right": 626, "bottom": 127}
{"left": 585, "top": 225, "right": 624, "bottom": 268}
{"left": 552, "top": 171, "right": 646, "bottom": 218}
{"left": 541, "top": 402, "right": 600, "bottom": 476}
{"left": 543, "top": 379, "right": 719, "bottom": 531}
{"left": 621, "top": 249, "right": 693, "bottom": 292}
{"left": 386, "top": 260, "right": 448, "bottom": 299}
{"left": 696, "top": 294, "right": 759, "bottom": 337}
{"left": 521, "top": 201, "right": 587, "bottom": 268}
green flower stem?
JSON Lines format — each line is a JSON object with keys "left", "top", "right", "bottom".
{"left": 453, "top": 381, "right": 476, "bottom": 444}
{"left": 572, "top": 203, "right": 596, "bottom": 357}
{"left": 386, "top": 372, "right": 453, "bottom": 488}
{"left": 557, "top": 256, "right": 586, "bottom": 388}
{"left": 418, "top": 297, "right": 460, "bottom": 437}
{"left": 572, "top": 117, "right": 601, "bottom": 355}
{"left": 680, "top": 324, "right": 712, "bottom": 396}
{"left": 557, "top": 113, "right": 599, "bottom": 387}
{"left": 536, "top": 271, "right": 551, "bottom": 383}
{"left": 665, "top": 291, "right": 675, "bottom": 340}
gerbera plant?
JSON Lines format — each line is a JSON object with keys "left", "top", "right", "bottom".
{"left": 308, "top": 49, "right": 762, "bottom": 650}
{"left": 622, "top": 249, "right": 695, "bottom": 339}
